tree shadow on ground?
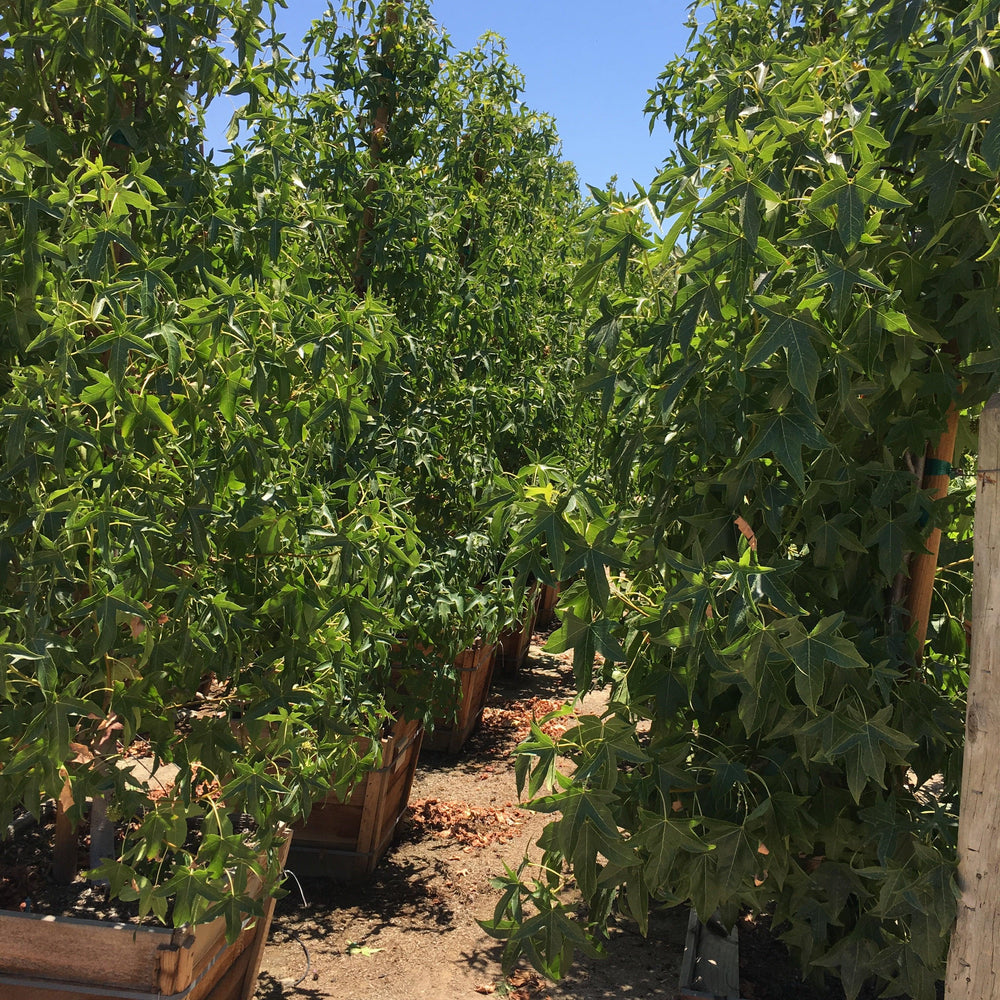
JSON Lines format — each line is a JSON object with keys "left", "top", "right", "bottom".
{"left": 276, "top": 853, "right": 457, "bottom": 943}
{"left": 254, "top": 971, "right": 324, "bottom": 1000}
{"left": 458, "top": 905, "right": 687, "bottom": 999}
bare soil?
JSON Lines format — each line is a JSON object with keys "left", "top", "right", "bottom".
{"left": 252, "top": 638, "right": 942, "bottom": 1000}
{"left": 253, "top": 643, "right": 689, "bottom": 1000}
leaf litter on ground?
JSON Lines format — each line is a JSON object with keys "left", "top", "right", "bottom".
{"left": 406, "top": 798, "right": 527, "bottom": 848}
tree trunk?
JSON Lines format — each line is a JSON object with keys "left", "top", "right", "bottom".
{"left": 88, "top": 791, "right": 115, "bottom": 879}
{"left": 352, "top": 3, "right": 401, "bottom": 297}
{"left": 87, "top": 715, "right": 119, "bottom": 882}
{"left": 945, "top": 392, "right": 1000, "bottom": 999}
{"left": 51, "top": 780, "right": 77, "bottom": 885}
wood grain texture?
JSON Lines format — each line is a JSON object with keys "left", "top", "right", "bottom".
{"left": 289, "top": 718, "right": 423, "bottom": 878}
{"left": 423, "top": 641, "right": 497, "bottom": 753}
{"left": 536, "top": 582, "right": 562, "bottom": 628}
{"left": 946, "top": 393, "right": 1000, "bottom": 999}
{"left": 678, "top": 908, "right": 742, "bottom": 1000}
{"left": 905, "top": 402, "right": 960, "bottom": 663}
{"left": 497, "top": 587, "right": 540, "bottom": 675}
{"left": 0, "top": 833, "right": 289, "bottom": 1000}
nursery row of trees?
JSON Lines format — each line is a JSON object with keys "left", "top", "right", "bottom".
{"left": 488, "top": 2, "right": 1000, "bottom": 999}
{"left": 3, "top": 1, "right": 1000, "bottom": 998}
{"left": 0, "top": 0, "right": 590, "bottom": 935}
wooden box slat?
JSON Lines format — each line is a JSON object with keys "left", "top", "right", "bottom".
{"left": 0, "top": 914, "right": 170, "bottom": 991}
{"left": 497, "top": 590, "right": 539, "bottom": 675}
{"left": 678, "top": 908, "right": 742, "bottom": 1000}
{"left": 423, "top": 641, "right": 496, "bottom": 753}
{"left": 289, "top": 718, "right": 423, "bottom": 879}
{"left": 535, "top": 582, "right": 562, "bottom": 627}
{"left": 496, "top": 585, "right": 540, "bottom": 674}
{"left": 0, "top": 834, "right": 290, "bottom": 1000}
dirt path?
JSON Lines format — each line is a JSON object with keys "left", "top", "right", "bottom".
{"left": 253, "top": 644, "right": 687, "bottom": 1000}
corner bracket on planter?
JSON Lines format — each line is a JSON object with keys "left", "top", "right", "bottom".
{"left": 677, "top": 908, "right": 743, "bottom": 1000}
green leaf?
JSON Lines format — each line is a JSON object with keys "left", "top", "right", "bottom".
{"left": 983, "top": 116, "right": 1000, "bottom": 174}
{"left": 220, "top": 375, "right": 239, "bottom": 424}
{"left": 87, "top": 230, "right": 113, "bottom": 280}
{"left": 826, "top": 707, "right": 915, "bottom": 803}
{"left": 134, "top": 396, "right": 177, "bottom": 435}
{"left": 836, "top": 181, "right": 865, "bottom": 251}
{"left": 96, "top": 1, "right": 133, "bottom": 29}
{"left": 153, "top": 867, "right": 224, "bottom": 930}
{"left": 637, "top": 808, "right": 711, "bottom": 891}
{"left": 808, "top": 174, "right": 849, "bottom": 212}
{"left": 742, "top": 409, "right": 828, "bottom": 489}
{"left": 811, "top": 930, "right": 879, "bottom": 1000}
{"left": 508, "top": 902, "right": 598, "bottom": 980}
{"left": 682, "top": 844, "right": 726, "bottom": 921}
{"left": 743, "top": 307, "right": 822, "bottom": 398}
{"left": 804, "top": 256, "right": 890, "bottom": 316}
{"left": 784, "top": 615, "right": 867, "bottom": 712}
{"left": 520, "top": 507, "right": 568, "bottom": 578}
{"left": 49, "top": 0, "right": 89, "bottom": 13}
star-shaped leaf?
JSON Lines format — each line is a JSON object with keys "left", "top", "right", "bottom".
{"left": 804, "top": 254, "right": 890, "bottom": 315}
{"left": 743, "top": 307, "right": 822, "bottom": 399}
{"left": 837, "top": 180, "right": 866, "bottom": 251}
{"left": 784, "top": 614, "right": 868, "bottom": 712}
{"left": 637, "top": 808, "right": 712, "bottom": 891}
{"left": 826, "top": 707, "right": 915, "bottom": 803}
{"left": 742, "top": 409, "right": 828, "bottom": 489}
{"left": 812, "top": 930, "right": 880, "bottom": 1000}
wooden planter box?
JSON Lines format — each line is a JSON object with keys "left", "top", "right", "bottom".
{"left": 0, "top": 833, "right": 291, "bottom": 1000}
{"left": 288, "top": 716, "right": 423, "bottom": 879}
{"left": 422, "top": 640, "right": 497, "bottom": 753}
{"left": 496, "top": 588, "right": 540, "bottom": 675}
{"left": 535, "top": 582, "right": 562, "bottom": 628}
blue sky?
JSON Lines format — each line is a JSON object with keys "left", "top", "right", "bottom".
{"left": 206, "top": 1, "right": 694, "bottom": 194}
{"left": 410, "top": 1, "right": 693, "bottom": 192}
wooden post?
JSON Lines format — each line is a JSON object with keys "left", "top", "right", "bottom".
{"left": 51, "top": 780, "right": 77, "bottom": 884}
{"left": 945, "top": 393, "right": 1000, "bottom": 1000}
{"left": 905, "top": 402, "right": 959, "bottom": 664}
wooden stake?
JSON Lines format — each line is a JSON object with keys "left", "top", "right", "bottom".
{"left": 905, "top": 402, "right": 959, "bottom": 665}
{"left": 945, "top": 393, "right": 1000, "bottom": 1000}
{"left": 88, "top": 717, "right": 119, "bottom": 879}
{"left": 52, "top": 779, "right": 77, "bottom": 884}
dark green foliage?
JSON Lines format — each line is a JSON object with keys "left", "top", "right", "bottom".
{"left": 489, "top": 3, "right": 1000, "bottom": 997}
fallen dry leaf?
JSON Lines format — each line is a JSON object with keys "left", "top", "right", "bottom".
{"left": 408, "top": 798, "right": 527, "bottom": 848}
{"left": 480, "top": 696, "right": 579, "bottom": 744}
{"left": 506, "top": 968, "right": 548, "bottom": 999}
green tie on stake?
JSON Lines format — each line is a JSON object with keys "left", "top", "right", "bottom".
{"left": 904, "top": 402, "right": 960, "bottom": 668}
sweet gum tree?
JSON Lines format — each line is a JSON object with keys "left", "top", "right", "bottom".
{"left": 0, "top": 0, "right": 589, "bottom": 934}
{"left": 0, "top": 0, "right": 422, "bottom": 933}
{"left": 237, "top": 0, "right": 589, "bottom": 664}
{"left": 278, "top": 1, "right": 587, "bottom": 530}
{"left": 489, "top": 2, "right": 1000, "bottom": 997}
